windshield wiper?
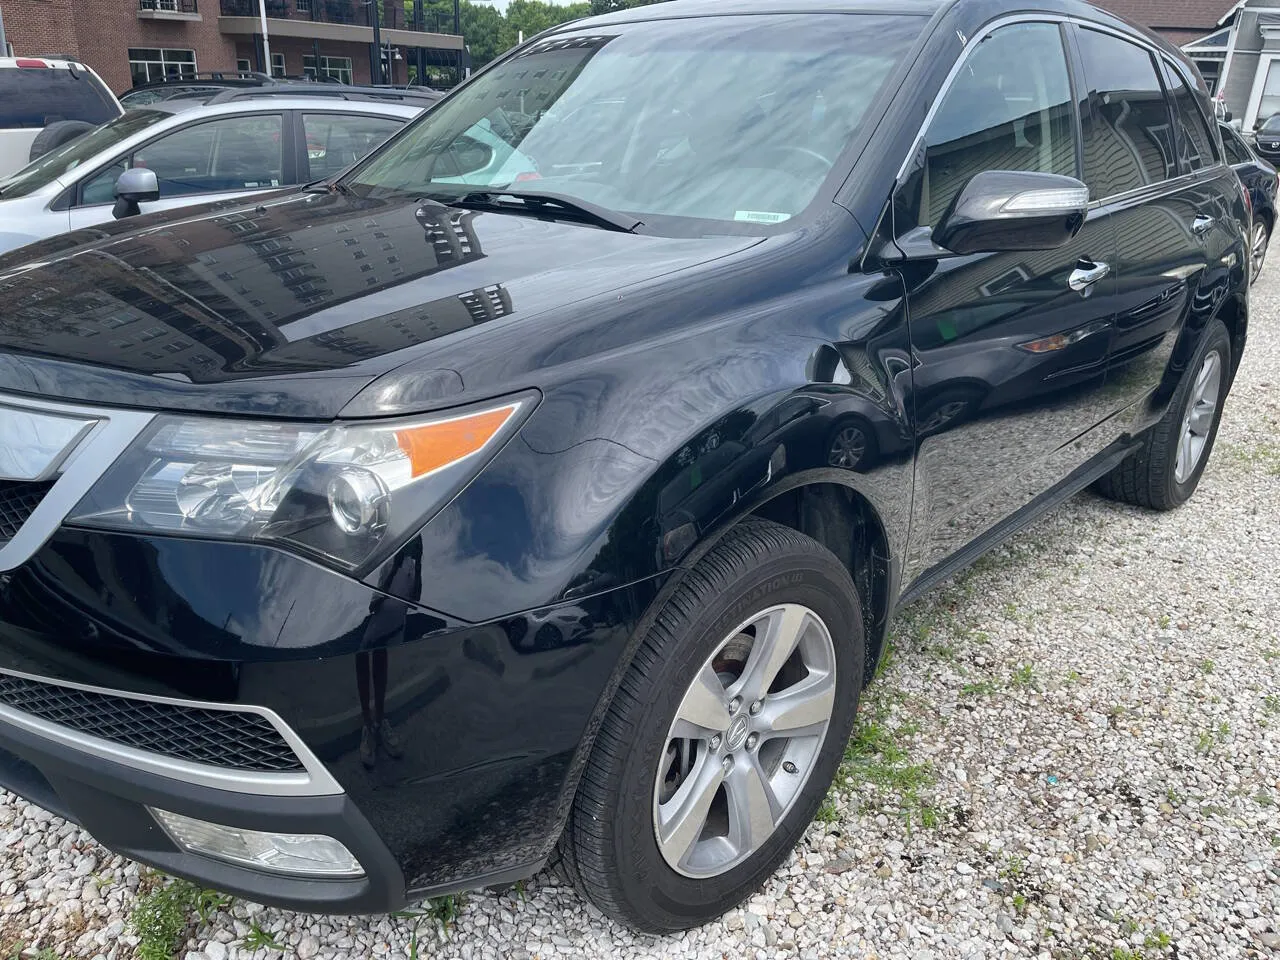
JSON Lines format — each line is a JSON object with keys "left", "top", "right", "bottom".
{"left": 454, "top": 189, "right": 642, "bottom": 233}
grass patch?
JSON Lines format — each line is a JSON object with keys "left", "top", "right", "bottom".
{"left": 1200, "top": 659, "right": 1215, "bottom": 675}
{"left": 814, "top": 800, "right": 840, "bottom": 823}
{"left": 839, "top": 701, "right": 936, "bottom": 830}
{"left": 961, "top": 680, "right": 1000, "bottom": 697}
{"left": 1011, "top": 663, "right": 1036, "bottom": 688}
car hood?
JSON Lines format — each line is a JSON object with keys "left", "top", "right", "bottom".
{"left": 0, "top": 189, "right": 757, "bottom": 418}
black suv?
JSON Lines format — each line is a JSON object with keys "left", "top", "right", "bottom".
{"left": 0, "top": 0, "right": 1248, "bottom": 934}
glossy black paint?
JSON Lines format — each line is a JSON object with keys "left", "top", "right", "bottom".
{"left": 0, "top": 0, "right": 1249, "bottom": 913}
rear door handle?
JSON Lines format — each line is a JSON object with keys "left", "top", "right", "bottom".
{"left": 1192, "top": 214, "right": 1215, "bottom": 237}
{"left": 1068, "top": 259, "right": 1110, "bottom": 293}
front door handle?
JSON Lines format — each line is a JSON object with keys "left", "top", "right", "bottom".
{"left": 1192, "top": 214, "right": 1215, "bottom": 237}
{"left": 1068, "top": 259, "right": 1110, "bottom": 293}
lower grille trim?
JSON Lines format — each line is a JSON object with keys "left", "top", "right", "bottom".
{"left": 0, "top": 668, "right": 341, "bottom": 798}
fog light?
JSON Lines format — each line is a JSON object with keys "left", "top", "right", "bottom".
{"left": 151, "top": 808, "right": 364, "bottom": 878}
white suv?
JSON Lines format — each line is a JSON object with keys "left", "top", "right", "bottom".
{"left": 0, "top": 57, "right": 122, "bottom": 178}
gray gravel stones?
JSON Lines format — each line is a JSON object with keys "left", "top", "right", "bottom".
{"left": 3, "top": 276, "right": 1280, "bottom": 958}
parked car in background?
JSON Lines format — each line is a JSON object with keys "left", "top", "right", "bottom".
{"left": 0, "top": 92, "right": 425, "bottom": 255}
{"left": 119, "top": 71, "right": 285, "bottom": 106}
{"left": 0, "top": 0, "right": 1248, "bottom": 936}
{"left": 1252, "top": 113, "right": 1280, "bottom": 162}
{"left": 1221, "top": 121, "right": 1277, "bottom": 282}
{"left": 0, "top": 58, "right": 122, "bottom": 178}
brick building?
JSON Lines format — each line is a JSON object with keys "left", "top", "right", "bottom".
{"left": 0, "top": 0, "right": 463, "bottom": 94}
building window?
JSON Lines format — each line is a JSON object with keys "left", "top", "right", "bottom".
{"left": 295, "top": 0, "right": 311, "bottom": 11}
{"left": 236, "top": 58, "right": 252, "bottom": 73}
{"left": 271, "top": 52, "right": 286, "bottom": 77}
{"left": 128, "top": 48, "right": 197, "bottom": 86}
{"left": 303, "top": 55, "right": 353, "bottom": 85}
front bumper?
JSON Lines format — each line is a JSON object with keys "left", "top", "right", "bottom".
{"left": 0, "top": 718, "right": 405, "bottom": 914}
{"left": 0, "top": 526, "right": 663, "bottom": 912}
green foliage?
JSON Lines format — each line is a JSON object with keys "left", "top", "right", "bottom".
{"left": 131, "top": 878, "right": 204, "bottom": 960}
{"left": 240, "top": 922, "right": 285, "bottom": 953}
{"left": 407, "top": 0, "right": 637, "bottom": 70}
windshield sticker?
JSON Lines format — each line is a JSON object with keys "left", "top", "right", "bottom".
{"left": 734, "top": 210, "right": 791, "bottom": 224}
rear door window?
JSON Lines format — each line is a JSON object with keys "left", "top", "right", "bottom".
{"left": 0, "top": 67, "right": 118, "bottom": 128}
{"left": 1162, "top": 60, "right": 1219, "bottom": 173}
{"left": 1076, "top": 28, "right": 1176, "bottom": 198}
{"left": 302, "top": 113, "right": 403, "bottom": 180}
{"left": 1221, "top": 125, "right": 1253, "bottom": 165}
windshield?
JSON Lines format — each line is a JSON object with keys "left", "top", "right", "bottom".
{"left": 1262, "top": 114, "right": 1280, "bottom": 134}
{"left": 348, "top": 13, "right": 922, "bottom": 233}
{"left": 0, "top": 109, "right": 168, "bottom": 199}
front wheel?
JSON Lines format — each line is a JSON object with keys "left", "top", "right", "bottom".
{"left": 560, "top": 519, "right": 864, "bottom": 932}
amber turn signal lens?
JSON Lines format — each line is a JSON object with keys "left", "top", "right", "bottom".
{"left": 395, "top": 403, "right": 520, "bottom": 479}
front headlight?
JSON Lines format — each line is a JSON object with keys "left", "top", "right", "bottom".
{"left": 68, "top": 394, "right": 534, "bottom": 571}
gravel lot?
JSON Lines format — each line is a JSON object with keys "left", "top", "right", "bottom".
{"left": 3, "top": 273, "right": 1279, "bottom": 960}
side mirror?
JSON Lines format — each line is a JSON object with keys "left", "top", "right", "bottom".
{"left": 112, "top": 167, "right": 160, "bottom": 220}
{"left": 934, "top": 170, "right": 1088, "bottom": 255}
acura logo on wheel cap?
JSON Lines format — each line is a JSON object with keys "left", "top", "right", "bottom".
{"left": 726, "top": 715, "right": 750, "bottom": 750}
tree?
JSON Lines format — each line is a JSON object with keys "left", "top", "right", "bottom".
{"left": 408, "top": 0, "right": 665, "bottom": 72}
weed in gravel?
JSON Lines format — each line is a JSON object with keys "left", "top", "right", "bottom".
{"left": 1195, "top": 721, "right": 1230, "bottom": 755}
{"left": 1200, "top": 659, "right": 1215, "bottom": 675}
{"left": 240, "top": 921, "right": 285, "bottom": 952}
{"left": 131, "top": 877, "right": 206, "bottom": 960}
{"left": 815, "top": 800, "right": 840, "bottom": 823}
{"left": 1011, "top": 663, "right": 1036, "bottom": 688}
{"left": 840, "top": 701, "right": 935, "bottom": 829}
{"left": 1263, "top": 648, "right": 1280, "bottom": 662}
{"left": 1264, "top": 694, "right": 1279, "bottom": 714}
{"left": 961, "top": 679, "right": 1000, "bottom": 697}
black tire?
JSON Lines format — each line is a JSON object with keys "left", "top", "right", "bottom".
{"left": 1094, "top": 318, "right": 1232, "bottom": 510}
{"left": 1250, "top": 216, "right": 1271, "bottom": 285}
{"left": 560, "top": 519, "right": 864, "bottom": 932}
{"left": 28, "top": 120, "right": 95, "bottom": 162}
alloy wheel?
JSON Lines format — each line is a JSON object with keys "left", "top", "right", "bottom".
{"left": 828, "top": 425, "right": 868, "bottom": 468}
{"left": 1174, "top": 350, "right": 1223, "bottom": 484}
{"left": 652, "top": 603, "right": 837, "bottom": 878}
{"left": 1251, "top": 221, "right": 1269, "bottom": 282}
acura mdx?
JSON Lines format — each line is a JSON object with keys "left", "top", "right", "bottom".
{"left": 0, "top": 0, "right": 1248, "bottom": 933}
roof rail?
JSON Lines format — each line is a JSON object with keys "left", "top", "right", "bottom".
{"left": 206, "top": 84, "right": 442, "bottom": 105}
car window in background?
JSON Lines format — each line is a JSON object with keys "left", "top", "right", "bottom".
{"left": 902, "top": 21, "right": 1076, "bottom": 230}
{"left": 0, "top": 68, "right": 118, "bottom": 129}
{"left": 349, "top": 13, "right": 924, "bottom": 233}
{"left": 0, "top": 109, "right": 168, "bottom": 199}
{"left": 1162, "top": 61, "right": 1218, "bottom": 173}
{"left": 1260, "top": 114, "right": 1280, "bottom": 135}
{"left": 303, "top": 113, "right": 402, "bottom": 180}
{"left": 1077, "top": 28, "right": 1176, "bottom": 198}
{"left": 133, "top": 113, "right": 284, "bottom": 197}
{"left": 1221, "top": 126, "right": 1251, "bottom": 165}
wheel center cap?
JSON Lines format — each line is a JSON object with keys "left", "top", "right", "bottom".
{"left": 726, "top": 715, "right": 750, "bottom": 750}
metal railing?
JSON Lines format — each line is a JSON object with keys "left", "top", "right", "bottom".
{"left": 140, "top": 0, "right": 199, "bottom": 12}
{"left": 218, "top": 0, "right": 444, "bottom": 33}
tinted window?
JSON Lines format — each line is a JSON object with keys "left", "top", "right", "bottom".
{"left": 351, "top": 14, "right": 924, "bottom": 233}
{"left": 901, "top": 22, "right": 1077, "bottom": 230}
{"left": 1077, "top": 29, "right": 1176, "bottom": 198}
{"left": 0, "top": 109, "right": 168, "bottom": 200}
{"left": 1221, "top": 125, "right": 1252, "bottom": 166}
{"left": 1163, "top": 61, "right": 1217, "bottom": 172}
{"left": 1260, "top": 114, "right": 1280, "bottom": 135}
{"left": 303, "top": 113, "right": 402, "bottom": 180}
{"left": 0, "top": 67, "right": 118, "bottom": 129}
{"left": 133, "top": 114, "right": 284, "bottom": 197}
